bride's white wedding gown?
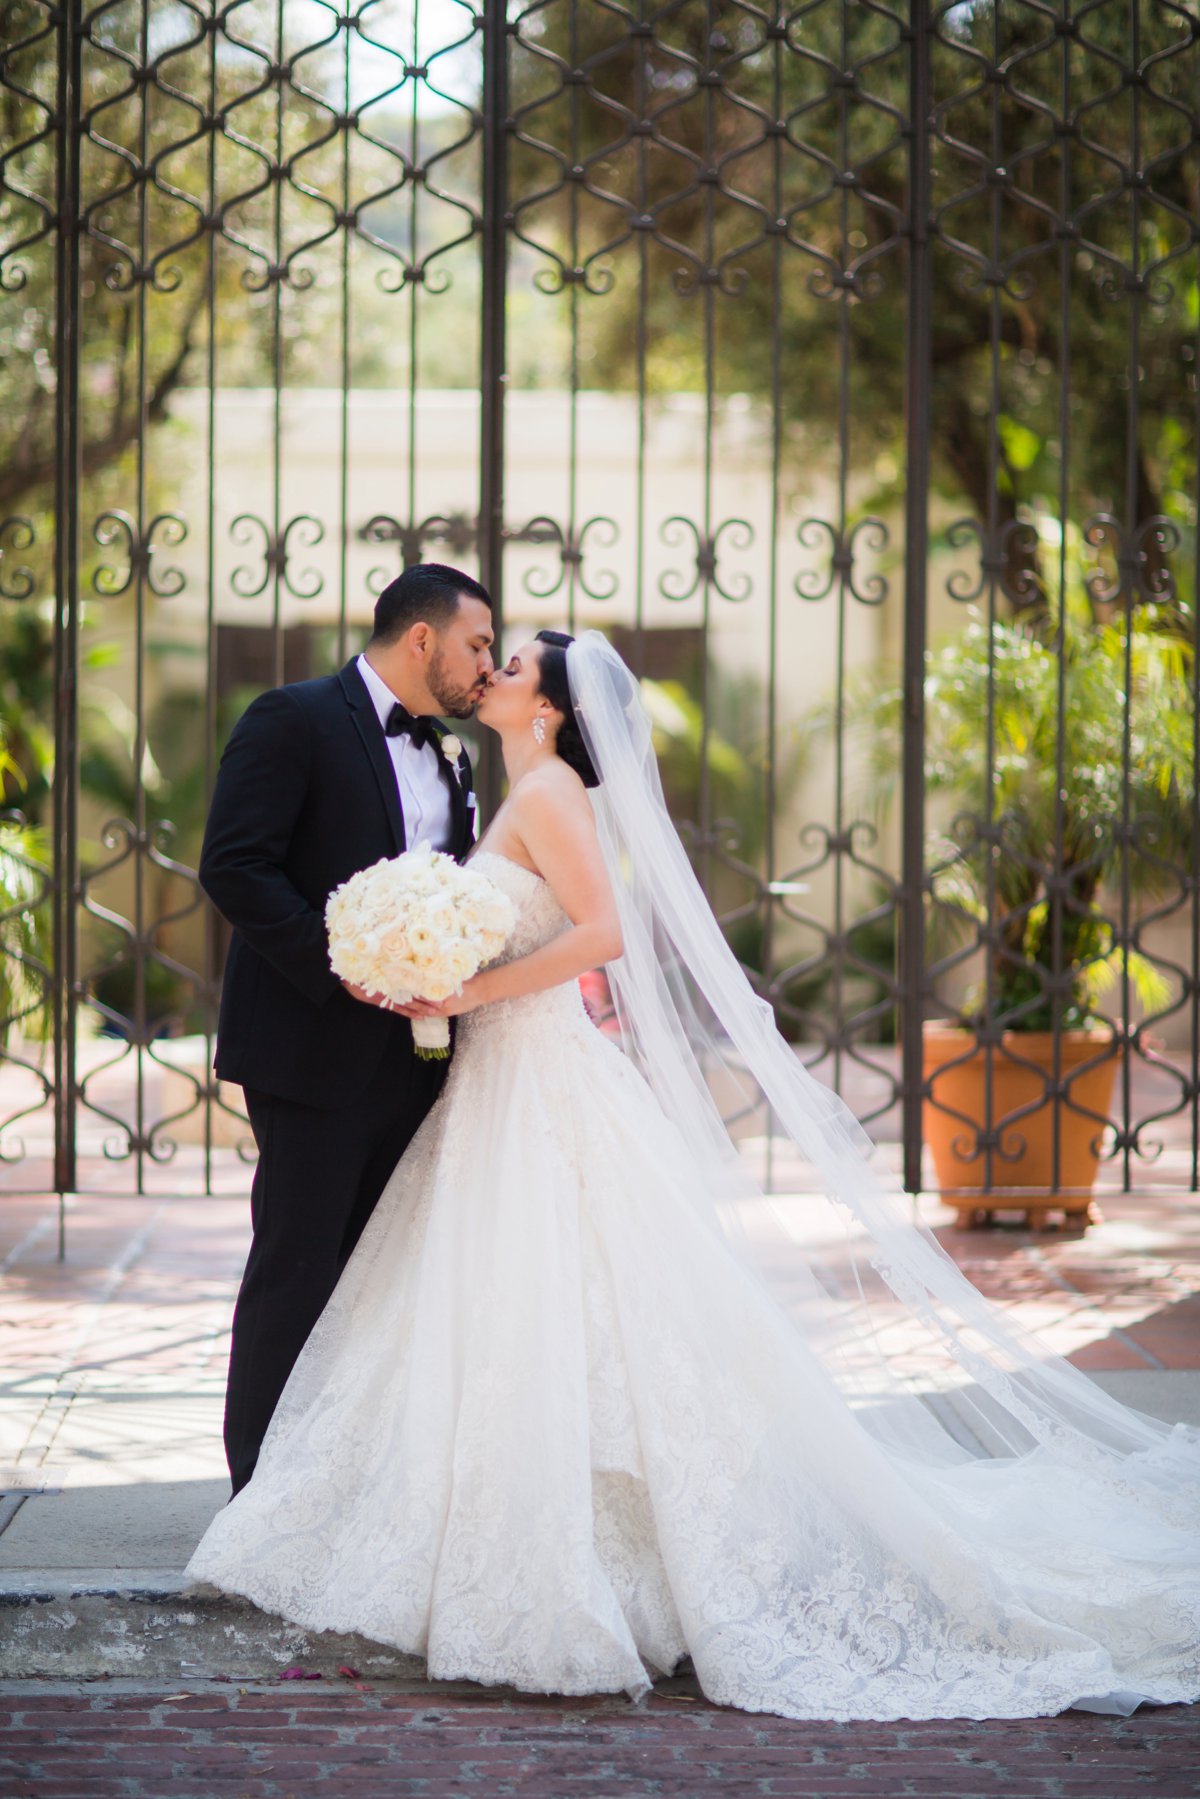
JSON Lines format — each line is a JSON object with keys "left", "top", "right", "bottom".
{"left": 188, "top": 852, "right": 1200, "bottom": 1721}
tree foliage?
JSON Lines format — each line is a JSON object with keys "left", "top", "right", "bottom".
{"left": 507, "top": 0, "right": 1199, "bottom": 606}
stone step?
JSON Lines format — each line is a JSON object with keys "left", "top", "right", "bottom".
{"left": 0, "top": 1573, "right": 431, "bottom": 1686}
{"left": 0, "top": 1573, "right": 705, "bottom": 1702}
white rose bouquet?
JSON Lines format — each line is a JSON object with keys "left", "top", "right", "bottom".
{"left": 326, "top": 845, "right": 516, "bottom": 1059}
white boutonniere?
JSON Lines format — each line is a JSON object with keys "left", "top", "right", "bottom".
{"left": 440, "top": 733, "right": 463, "bottom": 765}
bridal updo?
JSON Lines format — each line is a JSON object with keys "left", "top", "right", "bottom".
{"left": 534, "top": 630, "right": 600, "bottom": 788}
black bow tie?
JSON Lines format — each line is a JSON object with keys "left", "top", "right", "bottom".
{"left": 385, "top": 703, "right": 435, "bottom": 751}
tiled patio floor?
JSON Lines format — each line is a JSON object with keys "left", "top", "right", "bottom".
{"left": 1, "top": 1179, "right": 1196, "bottom": 1497}
{"left": 1, "top": 1186, "right": 1196, "bottom": 1791}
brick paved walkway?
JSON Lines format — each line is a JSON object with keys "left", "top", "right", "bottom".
{"left": 1, "top": 1189, "right": 1197, "bottom": 1791}
{"left": 2, "top": 1689, "right": 1198, "bottom": 1799}
{"left": 2, "top": 1181, "right": 1198, "bottom": 1485}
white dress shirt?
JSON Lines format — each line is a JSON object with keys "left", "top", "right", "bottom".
{"left": 356, "top": 654, "right": 453, "bottom": 852}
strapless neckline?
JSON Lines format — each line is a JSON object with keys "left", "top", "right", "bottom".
{"left": 468, "top": 847, "right": 546, "bottom": 886}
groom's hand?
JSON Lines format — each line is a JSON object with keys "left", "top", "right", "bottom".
{"left": 340, "top": 978, "right": 438, "bottom": 1020}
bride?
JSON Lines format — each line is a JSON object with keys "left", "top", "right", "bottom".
{"left": 187, "top": 629, "right": 1200, "bottom": 1722}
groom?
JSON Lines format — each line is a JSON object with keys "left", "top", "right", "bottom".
{"left": 200, "top": 563, "right": 495, "bottom": 1494}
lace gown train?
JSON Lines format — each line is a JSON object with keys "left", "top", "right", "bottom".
{"left": 187, "top": 853, "right": 1200, "bottom": 1722}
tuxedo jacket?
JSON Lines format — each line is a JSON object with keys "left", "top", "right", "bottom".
{"left": 200, "top": 658, "right": 476, "bottom": 1109}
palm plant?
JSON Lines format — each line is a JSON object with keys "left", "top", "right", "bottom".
{"left": 0, "top": 812, "right": 52, "bottom": 1047}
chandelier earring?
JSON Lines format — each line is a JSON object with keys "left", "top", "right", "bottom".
{"left": 532, "top": 716, "right": 547, "bottom": 746}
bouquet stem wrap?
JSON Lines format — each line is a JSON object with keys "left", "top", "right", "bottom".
{"left": 411, "top": 1017, "right": 451, "bottom": 1060}
{"left": 326, "top": 846, "right": 516, "bottom": 1061}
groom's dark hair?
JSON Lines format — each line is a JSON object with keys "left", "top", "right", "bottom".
{"left": 370, "top": 563, "right": 492, "bottom": 645}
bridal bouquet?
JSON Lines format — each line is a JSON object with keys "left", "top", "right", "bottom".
{"left": 326, "top": 846, "right": 516, "bottom": 1059}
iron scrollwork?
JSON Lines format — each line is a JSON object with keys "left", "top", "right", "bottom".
{"left": 2, "top": 2, "right": 1198, "bottom": 1210}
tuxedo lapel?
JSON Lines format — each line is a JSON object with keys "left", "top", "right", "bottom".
{"left": 430, "top": 731, "right": 475, "bottom": 860}
{"left": 337, "top": 660, "right": 406, "bottom": 854}
{"left": 440, "top": 744, "right": 468, "bottom": 856}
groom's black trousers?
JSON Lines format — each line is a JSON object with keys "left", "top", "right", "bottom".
{"left": 224, "top": 1037, "right": 445, "bottom": 1495}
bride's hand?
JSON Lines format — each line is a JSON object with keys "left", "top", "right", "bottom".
{"left": 340, "top": 979, "right": 438, "bottom": 1021}
{"left": 427, "top": 973, "right": 492, "bottom": 1018}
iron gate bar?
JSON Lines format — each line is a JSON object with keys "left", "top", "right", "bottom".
{"left": 1120, "top": 0, "right": 1141, "bottom": 1192}
{"left": 901, "top": 0, "right": 931, "bottom": 1201}
{"left": 480, "top": 0, "right": 508, "bottom": 824}
{"left": 51, "top": 0, "right": 81, "bottom": 1227}
{"left": 761, "top": 0, "right": 785, "bottom": 1199}
{"left": 1, "top": 1, "right": 1198, "bottom": 1214}
{"left": 203, "top": 0, "right": 219, "bottom": 1197}
{"left": 1194, "top": 1, "right": 1200, "bottom": 1195}
{"left": 1051, "top": 0, "right": 1070, "bottom": 1198}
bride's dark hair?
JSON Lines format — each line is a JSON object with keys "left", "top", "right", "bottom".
{"left": 534, "top": 630, "right": 600, "bottom": 788}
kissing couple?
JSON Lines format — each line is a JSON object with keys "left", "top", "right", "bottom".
{"left": 190, "top": 562, "right": 1200, "bottom": 1723}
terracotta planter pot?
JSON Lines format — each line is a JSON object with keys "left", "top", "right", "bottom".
{"left": 922, "top": 1023, "right": 1122, "bottom": 1225}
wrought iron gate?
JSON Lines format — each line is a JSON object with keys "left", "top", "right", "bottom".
{"left": 1, "top": 1, "right": 1198, "bottom": 1207}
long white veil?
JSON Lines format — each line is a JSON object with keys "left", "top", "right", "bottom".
{"left": 567, "top": 628, "right": 1199, "bottom": 1499}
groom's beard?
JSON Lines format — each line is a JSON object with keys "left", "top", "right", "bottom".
{"left": 427, "top": 647, "right": 485, "bottom": 720}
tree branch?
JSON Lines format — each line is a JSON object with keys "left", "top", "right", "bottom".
{"left": 0, "top": 288, "right": 206, "bottom": 513}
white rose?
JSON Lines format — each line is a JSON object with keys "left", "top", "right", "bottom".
{"left": 327, "top": 844, "right": 512, "bottom": 1003}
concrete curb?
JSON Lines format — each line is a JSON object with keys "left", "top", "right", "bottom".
{"left": 0, "top": 1574, "right": 429, "bottom": 1685}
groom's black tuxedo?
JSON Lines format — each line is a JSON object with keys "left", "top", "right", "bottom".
{"left": 202, "top": 658, "right": 475, "bottom": 1109}
{"left": 200, "top": 657, "right": 476, "bottom": 1493}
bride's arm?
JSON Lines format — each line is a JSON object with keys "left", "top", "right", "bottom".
{"left": 431, "top": 770, "right": 622, "bottom": 1015}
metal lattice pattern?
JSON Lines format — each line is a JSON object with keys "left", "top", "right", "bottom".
{"left": 1, "top": 1, "right": 1199, "bottom": 1203}
{"left": 923, "top": 3, "right": 1200, "bottom": 1197}
{"left": 0, "top": 0, "right": 491, "bottom": 1191}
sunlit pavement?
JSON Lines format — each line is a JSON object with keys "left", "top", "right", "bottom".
{"left": 1, "top": 1183, "right": 1198, "bottom": 1566}
{"left": 0, "top": 1187, "right": 1196, "bottom": 1795}
{"left": 2, "top": 1180, "right": 1194, "bottom": 1503}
